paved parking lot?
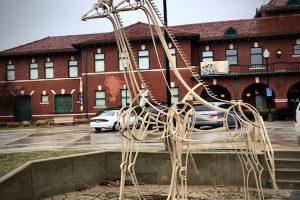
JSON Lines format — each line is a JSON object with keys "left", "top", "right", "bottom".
{"left": 0, "top": 121, "right": 299, "bottom": 153}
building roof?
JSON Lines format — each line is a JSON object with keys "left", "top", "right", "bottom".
{"left": 0, "top": 33, "right": 103, "bottom": 57}
{"left": 173, "top": 14, "right": 300, "bottom": 41}
{"left": 256, "top": 0, "right": 300, "bottom": 17}
{"left": 75, "top": 22, "right": 200, "bottom": 46}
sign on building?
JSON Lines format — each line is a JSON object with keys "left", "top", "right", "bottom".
{"left": 266, "top": 87, "right": 272, "bottom": 97}
{"left": 200, "top": 61, "right": 229, "bottom": 75}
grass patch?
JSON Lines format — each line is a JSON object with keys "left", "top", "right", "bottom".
{"left": 0, "top": 149, "right": 94, "bottom": 178}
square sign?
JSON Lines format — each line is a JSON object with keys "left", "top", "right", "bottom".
{"left": 266, "top": 87, "right": 272, "bottom": 97}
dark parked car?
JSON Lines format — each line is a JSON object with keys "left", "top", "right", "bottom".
{"left": 140, "top": 104, "right": 167, "bottom": 130}
{"left": 192, "top": 102, "right": 238, "bottom": 128}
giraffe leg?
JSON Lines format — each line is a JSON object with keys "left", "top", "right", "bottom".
{"left": 127, "top": 141, "right": 146, "bottom": 200}
{"left": 119, "top": 138, "right": 131, "bottom": 200}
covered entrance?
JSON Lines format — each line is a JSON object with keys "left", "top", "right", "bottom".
{"left": 242, "top": 83, "right": 274, "bottom": 110}
{"left": 201, "top": 85, "right": 231, "bottom": 101}
{"left": 14, "top": 96, "right": 32, "bottom": 122}
{"left": 287, "top": 82, "right": 300, "bottom": 111}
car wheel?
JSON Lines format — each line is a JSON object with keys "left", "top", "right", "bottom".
{"left": 95, "top": 128, "right": 101, "bottom": 133}
{"left": 112, "top": 122, "right": 119, "bottom": 131}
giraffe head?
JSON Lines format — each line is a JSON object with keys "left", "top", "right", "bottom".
{"left": 82, "top": 0, "right": 144, "bottom": 21}
{"left": 82, "top": 0, "right": 113, "bottom": 21}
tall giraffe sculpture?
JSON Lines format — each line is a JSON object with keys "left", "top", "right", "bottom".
{"left": 82, "top": 1, "right": 277, "bottom": 199}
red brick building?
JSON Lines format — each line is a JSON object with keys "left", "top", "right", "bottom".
{"left": 0, "top": 0, "right": 300, "bottom": 122}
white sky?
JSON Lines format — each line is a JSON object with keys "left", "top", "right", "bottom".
{"left": 0, "top": 0, "right": 266, "bottom": 51}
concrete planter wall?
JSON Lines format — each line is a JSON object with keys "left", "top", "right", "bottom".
{"left": 0, "top": 151, "right": 268, "bottom": 200}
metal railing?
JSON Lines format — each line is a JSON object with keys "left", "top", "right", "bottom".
{"left": 228, "top": 62, "right": 300, "bottom": 75}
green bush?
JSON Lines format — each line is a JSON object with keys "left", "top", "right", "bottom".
{"left": 241, "top": 108, "right": 294, "bottom": 121}
{"left": 21, "top": 121, "right": 31, "bottom": 127}
{"left": 7, "top": 122, "right": 21, "bottom": 128}
{"left": 45, "top": 119, "right": 54, "bottom": 125}
{"left": 74, "top": 118, "right": 88, "bottom": 124}
{"left": 35, "top": 120, "right": 47, "bottom": 126}
{"left": 0, "top": 122, "right": 8, "bottom": 127}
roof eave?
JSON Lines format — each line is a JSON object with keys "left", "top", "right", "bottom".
{"left": 0, "top": 48, "right": 79, "bottom": 58}
{"left": 200, "top": 32, "right": 300, "bottom": 43}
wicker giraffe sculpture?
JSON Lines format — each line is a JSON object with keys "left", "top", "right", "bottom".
{"left": 82, "top": 1, "right": 277, "bottom": 200}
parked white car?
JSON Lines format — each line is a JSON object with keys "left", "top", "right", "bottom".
{"left": 89, "top": 110, "right": 137, "bottom": 132}
{"left": 296, "top": 102, "right": 300, "bottom": 123}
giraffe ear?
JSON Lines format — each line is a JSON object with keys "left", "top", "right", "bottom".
{"left": 98, "top": 0, "right": 104, "bottom": 6}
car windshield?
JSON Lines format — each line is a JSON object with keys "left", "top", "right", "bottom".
{"left": 194, "top": 105, "right": 212, "bottom": 112}
{"left": 194, "top": 103, "right": 231, "bottom": 111}
{"left": 98, "top": 110, "right": 116, "bottom": 117}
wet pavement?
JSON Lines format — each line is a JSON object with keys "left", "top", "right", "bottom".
{"left": 0, "top": 121, "right": 299, "bottom": 153}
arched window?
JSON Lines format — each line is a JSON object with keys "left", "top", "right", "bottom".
{"left": 224, "top": 27, "right": 238, "bottom": 37}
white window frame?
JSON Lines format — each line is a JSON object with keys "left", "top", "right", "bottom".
{"left": 6, "top": 64, "right": 15, "bottom": 81}
{"left": 45, "top": 62, "right": 54, "bottom": 79}
{"left": 95, "top": 90, "right": 106, "bottom": 107}
{"left": 29, "top": 63, "right": 38, "bottom": 80}
{"left": 69, "top": 60, "right": 78, "bottom": 78}
{"left": 95, "top": 53, "right": 105, "bottom": 72}
{"left": 138, "top": 50, "right": 150, "bottom": 70}
{"left": 202, "top": 51, "right": 214, "bottom": 62}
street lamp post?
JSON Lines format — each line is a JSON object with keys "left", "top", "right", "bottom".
{"left": 263, "top": 49, "right": 273, "bottom": 122}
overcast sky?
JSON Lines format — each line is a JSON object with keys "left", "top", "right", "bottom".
{"left": 0, "top": 0, "right": 267, "bottom": 51}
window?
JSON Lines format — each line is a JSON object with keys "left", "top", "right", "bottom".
{"left": 6, "top": 64, "right": 15, "bottom": 81}
{"left": 226, "top": 49, "right": 238, "bottom": 65}
{"left": 119, "top": 52, "right": 127, "bottom": 71}
{"left": 169, "top": 48, "right": 177, "bottom": 67}
{"left": 69, "top": 60, "right": 78, "bottom": 77}
{"left": 294, "top": 44, "right": 300, "bottom": 55}
{"left": 45, "top": 62, "right": 54, "bottom": 79}
{"left": 41, "top": 95, "right": 49, "bottom": 103}
{"left": 171, "top": 87, "right": 179, "bottom": 104}
{"left": 54, "top": 94, "right": 72, "bottom": 113}
{"left": 95, "top": 91, "right": 105, "bottom": 107}
{"left": 250, "top": 47, "right": 263, "bottom": 66}
{"left": 95, "top": 53, "right": 105, "bottom": 72}
{"left": 202, "top": 51, "right": 214, "bottom": 62}
{"left": 121, "top": 89, "right": 131, "bottom": 107}
{"left": 224, "top": 27, "right": 238, "bottom": 37}
{"left": 138, "top": 50, "right": 150, "bottom": 70}
{"left": 29, "top": 63, "right": 38, "bottom": 80}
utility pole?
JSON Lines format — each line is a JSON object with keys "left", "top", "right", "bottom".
{"left": 263, "top": 49, "right": 273, "bottom": 122}
{"left": 163, "top": 0, "right": 171, "bottom": 107}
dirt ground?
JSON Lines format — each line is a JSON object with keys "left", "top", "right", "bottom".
{"left": 45, "top": 184, "right": 293, "bottom": 200}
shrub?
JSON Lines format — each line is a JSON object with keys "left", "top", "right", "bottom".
{"left": 242, "top": 108, "right": 294, "bottom": 121}
{"left": 7, "top": 122, "right": 21, "bottom": 128}
{"left": 35, "top": 120, "right": 46, "bottom": 126}
{"left": 21, "top": 121, "right": 31, "bottom": 127}
{"left": 74, "top": 118, "right": 88, "bottom": 124}
{"left": 0, "top": 122, "right": 8, "bottom": 127}
{"left": 45, "top": 119, "right": 54, "bottom": 125}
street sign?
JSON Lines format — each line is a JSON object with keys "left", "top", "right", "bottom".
{"left": 266, "top": 87, "right": 272, "bottom": 97}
